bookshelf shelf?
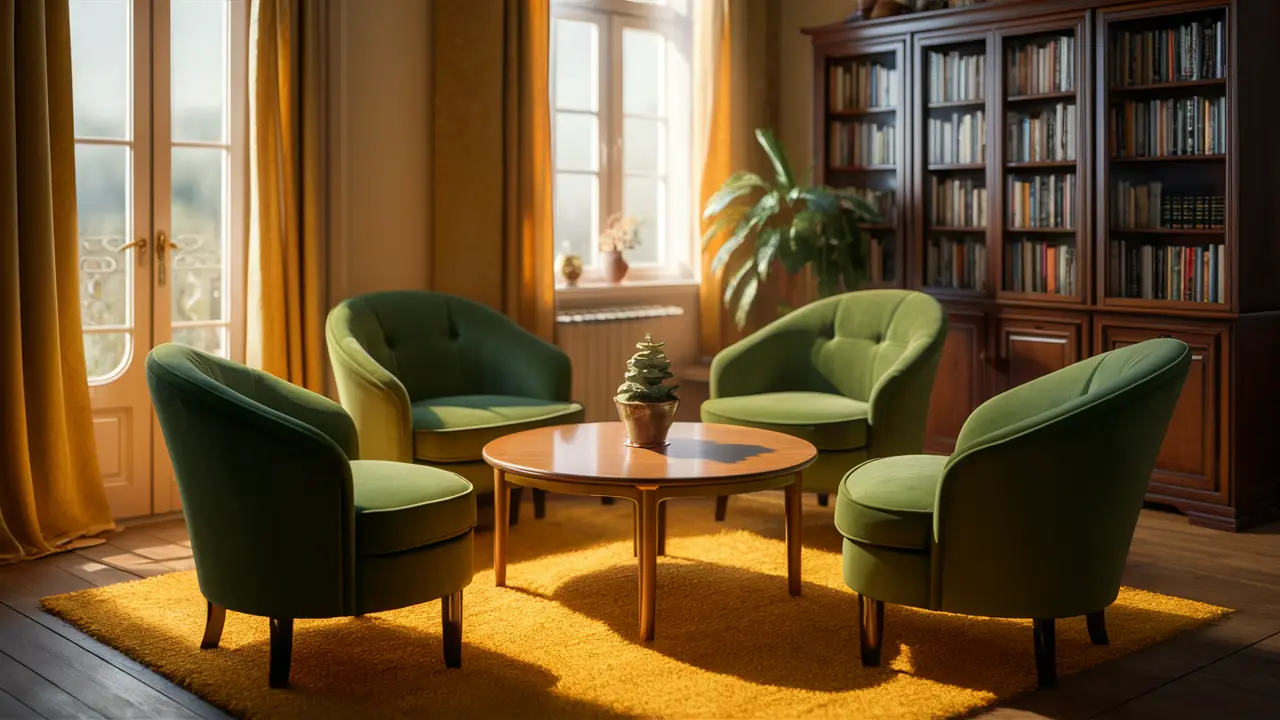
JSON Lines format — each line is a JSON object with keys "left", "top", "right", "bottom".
{"left": 928, "top": 163, "right": 985, "bottom": 171}
{"left": 1005, "top": 161, "right": 1078, "bottom": 169}
{"left": 829, "top": 107, "right": 897, "bottom": 118}
{"left": 927, "top": 99, "right": 986, "bottom": 109}
{"left": 1110, "top": 228, "right": 1225, "bottom": 236}
{"left": 828, "top": 164, "right": 896, "bottom": 172}
{"left": 1109, "top": 78, "right": 1227, "bottom": 94}
{"left": 1007, "top": 90, "right": 1077, "bottom": 103}
{"left": 1005, "top": 227, "right": 1076, "bottom": 233}
{"left": 927, "top": 226, "right": 985, "bottom": 233}
{"left": 1110, "top": 154, "right": 1226, "bottom": 163}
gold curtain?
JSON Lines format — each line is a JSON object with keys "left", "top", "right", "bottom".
{"left": 248, "top": 0, "right": 327, "bottom": 392}
{"left": 695, "top": 0, "right": 735, "bottom": 358}
{"left": 503, "top": 0, "right": 555, "bottom": 343}
{"left": 0, "top": 0, "right": 114, "bottom": 563}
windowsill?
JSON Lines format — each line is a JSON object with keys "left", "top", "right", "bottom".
{"left": 555, "top": 277, "right": 700, "bottom": 312}
{"left": 556, "top": 277, "right": 699, "bottom": 293}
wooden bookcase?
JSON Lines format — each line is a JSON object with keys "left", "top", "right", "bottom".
{"left": 806, "top": 0, "right": 1280, "bottom": 530}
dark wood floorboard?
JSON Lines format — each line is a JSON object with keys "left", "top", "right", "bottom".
{"left": 1, "top": 504, "right": 1278, "bottom": 718}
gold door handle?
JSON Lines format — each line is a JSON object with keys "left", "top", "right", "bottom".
{"left": 116, "top": 237, "right": 148, "bottom": 258}
{"left": 156, "top": 230, "right": 177, "bottom": 286}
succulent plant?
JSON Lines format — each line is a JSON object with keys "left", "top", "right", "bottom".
{"left": 616, "top": 333, "right": 679, "bottom": 403}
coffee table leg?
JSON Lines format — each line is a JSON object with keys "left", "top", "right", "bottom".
{"left": 638, "top": 488, "right": 659, "bottom": 641}
{"left": 494, "top": 469, "right": 508, "bottom": 587}
{"left": 657, "top": 501, "right": 667, "bottom": 556}
{"left": 785, "top": 472, "right": 802, "bottom": 596}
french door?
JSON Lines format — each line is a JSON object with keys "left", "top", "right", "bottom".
{"left": 71, "top": 0, "right": 248, "bottom": 518}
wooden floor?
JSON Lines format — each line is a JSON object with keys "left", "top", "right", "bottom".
{"left": 0, "top": 500, "right": 1277, "bottom": 719}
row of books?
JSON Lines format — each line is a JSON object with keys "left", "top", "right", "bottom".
{"left": 1109, "top": 96, "right": 1226, "bottom": 158}
{"left": 1108, "top": 241, "right": 1225, "bottom": 303}
{"left": 1007, "top": 173, "right": 1076, "bottom": 229}
{"left": 926, "top": 237, "right": 987, "bottom": 290}
{"left": 844, "top": 187, "right": 897, "bottom": 220}
{"left": 829, "top": 60, "right": 898, "bottom": 111}
{"left": 1007, "top": 35, "right": 1075, "bottom": 96}
{"left": 928, "top": 176, "right": 988, "bottom": 228}
{"left": 829, "top": 121, "right": 896, "bottom": 167}
{"left": 928, "top": 50, "right": 986, "bottom": 104}
{"left": 928, "top": 111, "right": 985, "bottom": 165}
{"left": 1111, "top": 181, "right": 1225, "bottom": 229}
{"left": 1006, "top": 104, "right": 1076, "bottom": 163}
{"left": 1110, "top": 18, "right": 1227, "bottom": 88}
{"left": 1006, "top": 239, "right": 1078, "bottom": 295}
{"left": 869, "top": 238, "right": 896, "bottom": 283}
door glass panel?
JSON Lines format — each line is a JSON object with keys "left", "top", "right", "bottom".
{"left": 170, "top": 147, "right": 227, "bottom": 325}
{"left": 83, "top": 333, "right": 130, "bottom": 380}
{"left": 623, "top": 28, "right": 665, "bottom": 116}
{"left": 69, "top": 0, "right": 130, "bottom": 140}
{"left": 172, "top": 326, "right": 226, "bottom": 357}
{"left": 623, "top": 176, "right": 662, "bottom": 265}
{"left": 171, "top": 0, "right": 228, "bottom": 143}
{"left": 554, "top": 172, "right": 598, "bottom": 263}
{"left": 75, "top": 144, "right": 132, "bottom": 329}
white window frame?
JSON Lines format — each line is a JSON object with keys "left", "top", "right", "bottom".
{"left": 550, "top": 0, "right": 694, "bottom": 286}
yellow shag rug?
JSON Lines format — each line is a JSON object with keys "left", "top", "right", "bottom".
{"left": 41, "top": 494, "right": 1227, "bottom": 719}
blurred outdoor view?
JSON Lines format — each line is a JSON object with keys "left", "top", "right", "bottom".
{"left": 71, "top": 0, "right": 231, "bottom": 381}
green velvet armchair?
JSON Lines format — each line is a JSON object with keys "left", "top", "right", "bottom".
{"left": 701, "top": 289, "right": 946, "bottom": 519}
{"left": 837, "top": 338, "right": 1191, "bottom": 687}
{"left": 146, "top": 344, "right": 476, "bottom": 688}
{"left": 326, "top": 291, "right": 584, "bottom": 522}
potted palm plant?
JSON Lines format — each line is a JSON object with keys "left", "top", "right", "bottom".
{"left": 703, "top": 128, "right": 884, "bottom": 328}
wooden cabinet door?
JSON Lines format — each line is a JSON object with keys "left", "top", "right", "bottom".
{"left": 1095, "top": 322, "right": 1226, "bottom": 504}
{"left": 993, "top": 315, "right": 1086, "bottom": 393}
{"left": 925, "top": 309, "right": 987, "bottom": 455}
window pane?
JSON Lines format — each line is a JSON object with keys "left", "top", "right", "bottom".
{"left": 173, "top": 326, "right": 227, "bottom": 357}
{"left": 623, "top": 176, "right": 663, "bottom": 265}
{"left": 83, "top": 332, "right": 130, "bottom": 381}
{"left": 624, "top": 118, "right": 665, "bottom": 174}
{"left": 554, "top": 173, "right": 598, "bottom": 264}
{"left": 623, "top": 28, "right": 665, "bottom": 116}
{"left": 555, "top": 112, "right": 599, "bottom": 172}
{"left": 69, "top": 0, "right": 130, "bottom": 139}
{"left": 171, "top": 147, "right": 226, "bottom": 325}
{"left": 75, "top": 144, "right": 131, "bottom": 328}
{"left": 171, "top": 0, "right": 228, "bottom": 143}
{"left": 554, "top": 19, "right": 597, "bottom": 112}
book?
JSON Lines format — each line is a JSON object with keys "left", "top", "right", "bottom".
{"left": 928, "top": 110, "right": 985, "bottom": 165}
{"left": 928, "top": 176, "right": 987, "bottom": 228}
{"left": 829, "top": 121, "right": 896, "bottom": 166}
{"left": 1006, "top": 103, "right": 1076, "bottom": 162}
{"left": 1110, "top": 96, "right": 1226, "bottom": 158}
{"left": 1111, "top": 17, "right": 1226, "bottom": 87}
{"left": 1007, "top": 34, "right": 1075, "bottom": 95}
{"left": 830, "top": 59, "right": 898, "bottom": 111}
{"left": 926, "top": 237, "right": 986, "bottom": 290}
{"left": 1005, "top": 239, "right": 1075, "bottom": 295}
{"left": 1007, "top": 173, "right": 1076, "bottom": 229}
{"left": 928, "top": 49, "right": 985, "bottom": 104}
{"left": 1108, "top": 239, "right": 1225, "bottom": 302}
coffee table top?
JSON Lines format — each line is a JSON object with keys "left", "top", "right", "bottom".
{"left": 482, "top": 422, "right": 817, "bottom": 484}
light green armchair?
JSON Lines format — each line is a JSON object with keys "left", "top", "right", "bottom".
{"left": 701, "top": 289, "right": 946, "bottom": 519}
{"left": 837, "top": 338, "right": 1191, "bottom": 687}
{"left": 326, "top": 291, "right": 584, "bottom": 522}
{"left": 146, "top": 344, "right": 475, "bottom": 687}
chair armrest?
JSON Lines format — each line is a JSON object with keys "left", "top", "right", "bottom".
{"left": 246, "top": 367, "right": 359, "bottom": 459}
{"left": 326, "top": 326, "right": 414, "bottom": 462}
{"left": 709, "top": 325, "right": 816, "bottom": 399}
{"left": 865, "top": 320, "right": 947, "bottom": 458}
{"left": 471, "top": 325, "right": 573, "bottom": 401}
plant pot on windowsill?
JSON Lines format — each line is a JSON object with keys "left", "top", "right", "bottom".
{"left": 601, "top": 250, "right": 629, "bottom": 284}
{"left": 615, "top": 333, "right": 679, "bottom": 448}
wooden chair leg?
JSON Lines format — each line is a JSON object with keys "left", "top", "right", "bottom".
{"left": 1033, "top": 618, "right": 1057, "bottom": 688}
{"left": 269, "top": 618, "right": 293, "bottom": 688}
{"left": 858, "top": 595, "right": 884, "bottom": 666}
{"left": 442, "top": 590, "right": 463, "bottom": 668}
{"left": 509, "top": 487, "right": 524, "bottom": 525}
{"left": 1086, "top": 609, "right": 1109, "bottom": 645}
{"left": 817, "top": 493, "right": 829, "bottom": 506}
{"left": 200, "top": 601, "right": 226, "bottom": 649}
{"left": 532, "top": 489, "right": 547, "bottom": 519}
{"left": 714, "top": 496, "right": 728, "bottom": 522}
{"left": 601, "top": 496, "right": 615, "bottom": 505}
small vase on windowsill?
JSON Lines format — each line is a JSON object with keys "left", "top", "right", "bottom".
{"left": 598, "top": 213, "right": 641, "bottom": 286}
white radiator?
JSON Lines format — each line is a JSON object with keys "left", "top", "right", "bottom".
{"left": 557, "top": 305, "right": 690, "bottom": 422}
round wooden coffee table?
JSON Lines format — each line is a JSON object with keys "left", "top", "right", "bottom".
{"left": 482, "top": 421, "right": 817, "bottom": 641}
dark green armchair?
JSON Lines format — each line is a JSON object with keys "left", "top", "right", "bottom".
{"left": 146, "top": 344, "right": 476, "bottom": 688}
{"left": 325, "top": 291, "right": 584, "bottom": 522}
{"left": 701, "top": 289, "right": 946, "bottom": 519}
{"left": 837, "top": 338, "right": 1191, "bottom": 687}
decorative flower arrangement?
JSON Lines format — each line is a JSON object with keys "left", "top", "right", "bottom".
{"left": 598, "top": 213, "right": 642, "bottom": 253}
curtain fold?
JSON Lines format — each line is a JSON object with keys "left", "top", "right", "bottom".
{"left": 502, "top": 0, "right": 556, "bottom": 343}
{"left": 1, "top": 0, "right": 114, "bottom": 563}
{"left": 248, "top": 0, "right": 327, "bottom": 392}
{"left": 695, "top": 0, "right": 735, "bottom": 359}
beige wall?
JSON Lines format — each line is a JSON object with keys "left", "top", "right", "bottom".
{"left": 328, "top": 0, "right": 434, "bottom": 303}
{"left": 777, "top": 0, "right": 850, "bottom": 177}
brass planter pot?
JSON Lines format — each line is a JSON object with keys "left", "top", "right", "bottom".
{"left": 616, "top": 398, "right": 679, "bottom": 448}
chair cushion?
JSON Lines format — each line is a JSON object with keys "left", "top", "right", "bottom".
{"left": 835, "top": 454, "right": 946, "bottom": 550}
{"left": 700, "top": 391, "right": 868, "bottom": 451}
{"left": 411, "top": 395, "right": 585, "bottom": 463}
{"left": 352, "top": 460, "right": 476, "bottom": 555}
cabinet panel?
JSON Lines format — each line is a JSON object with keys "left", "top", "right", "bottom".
{"left": 925, "top": 309, "right": 987, "bottom": 455}
{"left": 994, "top": 315, "right": 1085, "bottom": 393}
{"left": 1096, "top": 322, "right": 1225, "bottom": 503}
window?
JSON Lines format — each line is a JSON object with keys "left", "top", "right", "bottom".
{"left": 550, "top": 0, "right": 693, "bottom": 284}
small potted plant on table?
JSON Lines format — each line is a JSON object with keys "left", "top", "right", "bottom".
{"left": 615, "top": 334, "right": 679, "bottom": 447}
